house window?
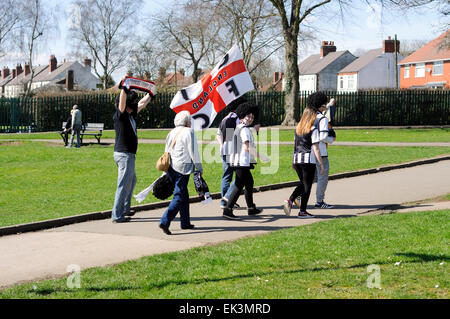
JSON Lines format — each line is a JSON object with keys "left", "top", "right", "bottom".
{"left": 415, "top": 63, "right": 425, "bottom": 78}
{"left": 339, "top": 77, "right": 344, "bottom": 89}
{"left": 433, "top": 61, "right": 443, "bottom": 76}
{"left": 348, "top": 76, "right": 354, "bottom": 89}
{"left": 404, "top": 65, "right": 410, "bottom": 78}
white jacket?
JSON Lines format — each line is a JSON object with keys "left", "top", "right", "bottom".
{"left": 165, "top": 126, "right": 203, "bottom": 175}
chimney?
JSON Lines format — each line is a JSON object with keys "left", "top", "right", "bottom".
{"left": 24, "top": 63, "right": 31, "bottom": 76}
{"left": 2, "top": 67, "right": 9, "bottom": 80}
{"left": 16, "top": 64, "right": 23, "bottom": 77}
{"left": 49, "top": 55, "right": 57, "bottom": 72}
{"left": 66, "top": 69, "right": 74, "bottom": 91}
{"left": 126, "top": 70, "right": 133, "bottom": 77}
{"left": 158, "top": 67, "right": 166, "bottom": 81}
{"left": 83, "top": 58, "right": 91, "bottom": 70}
{"left": 383, "top": 36, "right": 400, "bottom": 53}
{"left": 179, "top": 68, "right": 185, "bottom": 76}
{"left": 12, "top": 69, "right": 16, "bottom": 79}
{"left": 320, "top": 41, "right": 336, "bottom": 58}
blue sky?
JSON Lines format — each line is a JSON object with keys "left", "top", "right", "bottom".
{"left": 0, "top": 0, "right": 445, "bottom": 83}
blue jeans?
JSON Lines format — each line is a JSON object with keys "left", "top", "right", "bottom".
{"left": 69, "top": 124, "right": 81, "bottom": 147}
{"left": 160, "top": 167, "right": 191, "bottom": 228}
{"left": 315, "top": 157, "right": 330, "bottom": 203}
{"left": 221, "top": 155, "right": 235, "bottom": 206}
{"left": 112, "top": 152, "right": 137, "bottom": 221}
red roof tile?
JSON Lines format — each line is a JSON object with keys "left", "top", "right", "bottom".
{"left": 399, "top": 30, "right": 450, "bottom": 65}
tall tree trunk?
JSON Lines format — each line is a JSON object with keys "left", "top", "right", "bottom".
{"left": 282, "top": 32, "right": 299, "bottom": 126}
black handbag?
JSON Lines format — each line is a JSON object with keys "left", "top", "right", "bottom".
{"left": 152, "top": 174, "right": 175, "bottom": 200}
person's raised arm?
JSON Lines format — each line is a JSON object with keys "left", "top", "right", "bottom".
{"left": 137, "top": 93, "right": 152, "bottom": 113}
{"left": 118, "top": 77, "right": 127, "bottom": 113}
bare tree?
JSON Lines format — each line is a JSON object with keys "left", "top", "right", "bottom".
{"left": 212, "top": 0, "right": 284, "bottom": 74}
{"left": 127, "top": 39, "right": 171, "bottom": 80}
{"left": 0, "top": 1, "right": 21, "bottom": 58}
{"left": 69, "top": 0, "right": 143, "bottom": 89}
{"left": 17, "top": 0, "right": 54, "bottom": 96}
{"left": 154, "top": 0, "right": 221, "bottom": 82}
{"left": 267, "top": 0, "right": 341, "bottom": 125}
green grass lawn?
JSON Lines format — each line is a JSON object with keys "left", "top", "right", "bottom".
{"left": 0, "top": 140, "right": 449, "bottom": 227}
{"left": 1, "top": 210, "right": 448, "bottom": 298}
{"left": 1, "top": 127, "right": 449, "bottom": 143}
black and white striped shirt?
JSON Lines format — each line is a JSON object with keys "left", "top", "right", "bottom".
{"left": 292, "top": 112, "right": 326, "bottom": 164}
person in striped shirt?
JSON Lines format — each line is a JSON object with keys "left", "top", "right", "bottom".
{"left": 222, "top": 102, "right": 269, "bottom": 220}
{"left": 283, "top": 92, "right": 327, "bottom": 218}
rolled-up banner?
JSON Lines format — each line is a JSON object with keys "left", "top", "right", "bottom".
{"left": 120, "top": 76, "right": 157, "bottom": 96}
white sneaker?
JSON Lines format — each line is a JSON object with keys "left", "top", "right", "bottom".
{"left": 283, "top": 199, "right": 292, "bottom": 216}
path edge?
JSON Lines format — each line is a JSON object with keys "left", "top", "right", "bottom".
{"left": 1, "top": 154, "right": 449, "bottom": 236}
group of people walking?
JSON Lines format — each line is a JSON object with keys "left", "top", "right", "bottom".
{"left": 110, "top": 82, "right": 336, "bottom": 235}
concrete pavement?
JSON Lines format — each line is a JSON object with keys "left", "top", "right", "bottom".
{"left": 0, "top": 161, "right": 449, "bottom": 288}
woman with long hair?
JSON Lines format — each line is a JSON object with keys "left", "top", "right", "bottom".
{"left": 283, "top": 92, "right": 327, "bottom": 218}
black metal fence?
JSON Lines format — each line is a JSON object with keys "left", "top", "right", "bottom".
{"left": 0, "top": 90, "right": 448, "bottom": 133}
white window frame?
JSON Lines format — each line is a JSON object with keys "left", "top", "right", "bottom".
{"left": 415, "top": 63, "right": 425, "bottom": 78}
{"left": 432, "top": 61, "right": 443, "bottom": 76}
{"left": 404, "top": 65, "right": 410, "bottom": 78}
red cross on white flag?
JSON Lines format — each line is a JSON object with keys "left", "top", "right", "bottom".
{"left": 169, "top": 44, "right": 255, "bottom": 130}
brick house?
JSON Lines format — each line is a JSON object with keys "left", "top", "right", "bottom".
{"left": 399, "top": 30, "right": 450, "bottom": 89}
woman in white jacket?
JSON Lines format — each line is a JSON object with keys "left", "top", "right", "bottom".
{"left": 159, "top": 111, "right": 203, "bottom": 235}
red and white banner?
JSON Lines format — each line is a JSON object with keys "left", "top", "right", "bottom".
{"left": 169, "top": 44, "right": 255, "bottom": 130}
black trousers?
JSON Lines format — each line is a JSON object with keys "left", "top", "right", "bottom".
{"left": 226, "top": 167, "right": 254, "bottom": 209}
{"left": 61, "top": 130, "right": 70, "bottom": 146}
{"left": 289, "top": 163, "right": 316, "bottom": 212}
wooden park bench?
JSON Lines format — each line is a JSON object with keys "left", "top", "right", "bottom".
{"left": 60, "top": 122, "right": 104, "bottom": 144}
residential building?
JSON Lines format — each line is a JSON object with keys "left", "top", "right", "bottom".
{"left": 298, "top": 41, "right": 357, "bottom": 92}
{"left": 4, "top": 55, "right": 100, "bottom": 97}
{"left": 260, "top": 72, "right": 285, "bottom": 92}
{"left": 337, "top": 37, "right": 404, "bottom": 92}
{"left": 399, "top": 30, "right": 450, "bottom": 89}
{"left": 0, "top": 67, "right": 13, "bottom": 96}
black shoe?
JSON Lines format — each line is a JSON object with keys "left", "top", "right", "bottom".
{"left": 248, "top": 206, "right": 263, "bottom": 216}
{"left": 222, "top": 208, "right": 240, "bottom": 220}
{"left": 112, "top": 217, "right": 130, "bottom": 223}
{"left": 159, "top": 223, "right": 172, "bottom": 235}
{"left": 125, "top": 209, "right": 136, "bottom": 217}
{"left": 181, "top": 224, "right": 195, "bottom": 230}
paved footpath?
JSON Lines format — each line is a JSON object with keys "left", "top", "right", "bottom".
{"left": 0, "top": 161, "right": 449, "bottom": 288}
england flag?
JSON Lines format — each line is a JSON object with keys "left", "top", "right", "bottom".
{"left": 169, "top": 44, "right": 255, "bottom": 130}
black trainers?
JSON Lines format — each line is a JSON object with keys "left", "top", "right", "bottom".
{"left": 125, "top": 209, "right": 136, "bottom": 217}
{"left": 181, "top": 224, "right": 195, "bottom": 230}
{"left": 223, "top": 208, "right": 240, "bottom": 220}
{"left": 112, "top": 217, "right": 130, "bottom": 223}
{"left": 159, "top": 223, "right": 172, "bottom": 235}
{"left": 248, "top": 206, "right": 263, "bottom": 216}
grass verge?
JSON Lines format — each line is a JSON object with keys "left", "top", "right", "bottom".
{"left": 0, "top": 210, "right": 448, "bottom": 298}
{"left": 1, "top": 127, "right": 449, "bottom": 143}
{"left": 0, "top": 141, "right": 449, "bottom": 227}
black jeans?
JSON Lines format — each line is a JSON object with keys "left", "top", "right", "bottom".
{"left": 226, "top": 167, "right": 254, "bottom": 209}
{"left": 289, "top": 163, "right": 316, "bottom": 212}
